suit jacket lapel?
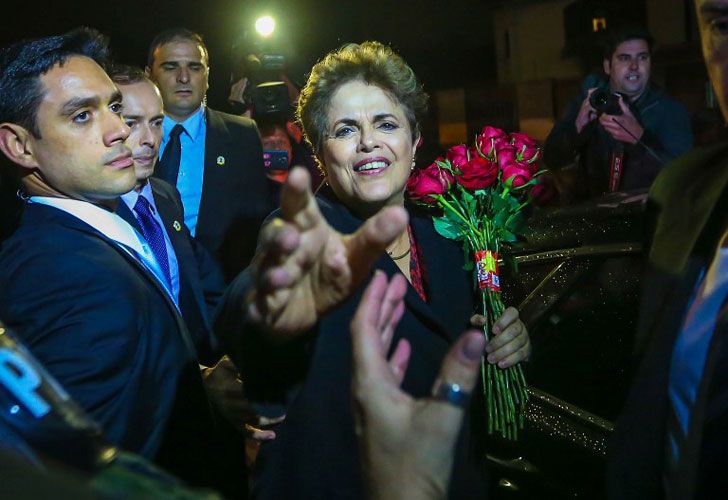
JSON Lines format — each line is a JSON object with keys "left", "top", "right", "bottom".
{"left": 376, "top": 252, "right": 456, "bottom": 343}
{"left": 34, "top": 204, "right": 197, "bottom": 359}
{"left": 115, "top": 198, "right": 142, "bottom": 234}
{"left": 636, "top": 144, "right": 728, "bottom": 497}
{"left": 671, "top": 193, "right": 728, "bottom": 498}
{"left": 197, "top": 108, "right": 227, "bottom": 238}
{"left": 649, "top": 143, "right": 728, "bottom": 275}
{"left": 637, "top": 144, "right": 728, "bottom": 367}
{"left": 152, "top": 183, "right": 213, "bottom": 334}
{"left": 408, "top": 214, "right": 473, "bottom": 342}
{"left": 673, "top": 295, "right": 728, "bottom": 499}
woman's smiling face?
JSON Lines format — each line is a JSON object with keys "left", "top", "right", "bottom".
{"left": 321, "top": 80, "right": 418, "bottom": 217}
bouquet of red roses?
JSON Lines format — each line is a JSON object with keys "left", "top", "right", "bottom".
{"left": 406, "top": 125, "right": 544, "bottom": 440}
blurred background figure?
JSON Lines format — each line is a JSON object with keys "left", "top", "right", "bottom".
{"left": 227, "top": 48, "right": 322, "bottom": 191}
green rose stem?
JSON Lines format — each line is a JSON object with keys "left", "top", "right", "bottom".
{"left": 432, "top": 187, "right": 528, "bottom": 440}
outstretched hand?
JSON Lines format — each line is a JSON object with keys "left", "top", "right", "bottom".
{"left": 351, "top": 271, "right": 485, "bottom": 500}
{"left": 248, "top": 167, "right": 408, "bottom": 339}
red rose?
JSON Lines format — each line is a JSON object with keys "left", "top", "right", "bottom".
{"left": 406, "top": 160, "right": 454, "bottom": 203}
{"left": 445, "top": 144, "right": 469, "bottom": 170}
{"left": 510, "top": 131, "right": 541, "bottom": 166}
{"left": 530, "top": 175, "right": 557, "bottom": 205}
{"left": 495, "top": 145, "right": 517, "bottom": 171}
{"left": 502, "top": 164, "right": 533, "bottom": 188}
{"left": 476, "top": 126, "right": 508, "bottom": 157}
{"left": 456, "top": 156, "right": 498, "bottom": 191}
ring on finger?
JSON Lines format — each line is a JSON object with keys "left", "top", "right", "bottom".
{"left": 431, "top": 381, "right": 471, "bottom": 409}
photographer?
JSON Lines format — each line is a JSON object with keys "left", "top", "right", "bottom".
{"left": 229, "top": 57, "right": 322, "bottom": 192}
{"left": 544, "top": 28, "right": 693, "bottom": 200}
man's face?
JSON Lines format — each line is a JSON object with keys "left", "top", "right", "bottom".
{"left": 119, "top": 80, "right": 164, "bottom": 184}
{"left": 25, "top": 56, "right": 135, "bottom": 203}
{"left": 697, "top": 0, "right": 728, "bottom": 121}
{"left": 604, "top": 39, "right": 652, "bottom": 100}
{"left": 148, "top": 40, "right": 209, "bottom": 122}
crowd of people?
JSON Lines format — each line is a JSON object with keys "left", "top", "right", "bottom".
{"left": 0, "top": 1, "right": 727, "bottom": 498}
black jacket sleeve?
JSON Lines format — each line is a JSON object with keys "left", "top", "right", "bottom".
{"left": 543, "top": 92, "right": 593, "bottom": 170}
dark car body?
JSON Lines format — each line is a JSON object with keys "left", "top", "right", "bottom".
{"left": 486, "top": 190, "right": 647, "bottom": 499}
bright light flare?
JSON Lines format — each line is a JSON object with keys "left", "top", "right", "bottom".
{"left": 255, "top": 16, "right": 275, "bottom": 38}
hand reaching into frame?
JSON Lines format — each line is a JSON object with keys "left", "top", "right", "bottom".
{"left": 200, "top": 356, "right": 283, "bottom": 441}
{"left": 351, "top": 271, "right": 485, "bottom": 500}
{"left": 247, "top": 167, "right": 408, "bottom": 339}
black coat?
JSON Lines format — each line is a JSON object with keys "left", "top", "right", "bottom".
{"left": 194, "top": 108, "right": 277, "bottom": 282}
{"left": 116, "top": 178, "right": 226, "bottom": 364}
{"left": 607, "top": 142, "right": 728, "bottom": 499}
{"left": 543, "top": 76, "right": 693, "bottom": 199}
{"left": 0, "top": 202, "right": 239, "bottom": 495}
{"left": 218, "top": 190, "right": 488, "bottom": 499}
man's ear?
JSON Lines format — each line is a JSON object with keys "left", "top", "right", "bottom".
{"left": 0, "top": 123, "right": 39, "bottom": 170}
{"left": 603, "top": 58, "right": 611, "bottom": 76}
{"left": 145, "top": 66, "right": 152, "bottom": 79}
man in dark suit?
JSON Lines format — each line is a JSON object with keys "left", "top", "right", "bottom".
{"left": 147, "top": 28, "right": 276, "bottom": 282}
{"left": 110, "top": 64, "right": 274, "bottom": 441}
{"left": 0, "top": 29, "right": 244, "bottom": 497}
{"left": 607, "top": 1, "right": 728, "bottom": 498}
{"left": 109, "top": 64, "right": 225, "bottom": 363}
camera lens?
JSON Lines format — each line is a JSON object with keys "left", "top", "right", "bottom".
{"left": 588, "top": 88, "right": 621, "bottom": 115}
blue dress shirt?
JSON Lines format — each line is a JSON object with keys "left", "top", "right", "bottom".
{"left": 668, "top": 232, "right": 728, "bottom": 465}
{"left": 161, "top": 107, "right": 206, "bottom": 236}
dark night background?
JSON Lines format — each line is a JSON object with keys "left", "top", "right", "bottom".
{"left": 0, "top": 0, "right": 500, "bottom": 109}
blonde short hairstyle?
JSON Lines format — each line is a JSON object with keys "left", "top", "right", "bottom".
{"left": 297, "top": 41, "right": 428, "bottom": 165}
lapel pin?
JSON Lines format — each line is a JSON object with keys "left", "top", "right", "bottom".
{"left": 173, "top": 221, "right": 182, "bottom": 232}
{"left": 216, "top": 155, "right": 225, "bottom": 166}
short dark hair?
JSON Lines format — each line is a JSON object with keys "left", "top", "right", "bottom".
{"left": 0, "top": 27, "right": 109, "bottom": 138}
{"left": 147, "top": 28, "right": 208, "bottom": 69}
{"left": 297, "top": 41, "right": 428, "bottom": 159}
{"left": 107, "top": 63, "right": 149, "bottom": 86}
{"left": 603, "top": 27, "right": 654, "bottom": 60}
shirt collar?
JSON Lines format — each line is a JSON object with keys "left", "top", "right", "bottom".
{"left": 120, "top": 181, "right": 154, "bottom": 212}
{"left": 163, "top": 105, "right": 206, "bottom": 142}
{"left": 29, "top": 195, "right": 178, "bottom": 308}
{"left": 29, "top": 196, "right": 149, "bottom": 258}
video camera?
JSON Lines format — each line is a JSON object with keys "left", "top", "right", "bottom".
{"left": 235, "top": 53, "right": 292, "bottom": 124}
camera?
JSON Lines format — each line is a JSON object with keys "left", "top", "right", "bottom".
{"left": 263, "top": 150, "right": 289, "bottom": 171}
{"left": 233, "top": 53, "right": 292, "bottom": 123}
{"left": 589, "top": 88, "right": 624, "bottom": 116}
{"left": 251, "top": 81, "right": 290, "bottom": 122}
